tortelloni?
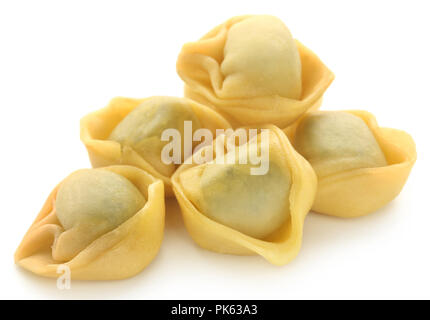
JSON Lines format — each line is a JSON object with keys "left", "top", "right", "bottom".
{"left": 180, "top": 152, "right": 291, "bottom": 240}
{"left": 15, "top": 166, "right": 165, "bottom": 280}
{"left": 289, "top": 110, "right": 416, "bottom": 218}
{"left": 172, "top": 125, "right": 317, "bottom": 265}
{"left": 54, "top": 169, "right": 146, "bottom": 262}
{"left": 80, "top": 96, "right": 231, "bottom": 196}
{"left": 294, "top": 112, "right": 388, "bottom": 177}
{"left": 176, "top": 15, "right": 334, "bottom": 128}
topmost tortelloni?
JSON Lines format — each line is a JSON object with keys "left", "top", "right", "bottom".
{"left": 176, "top": 15, "right": 334, "bottom": 128}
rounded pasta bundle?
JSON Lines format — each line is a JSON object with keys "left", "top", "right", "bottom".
{"left": 80, "top": 96, "right": 231, "bottom": 196}
{"left": 176, "top": 15, "right": 334, "bottom": 128}
{"left": 286, "top": 110, "right": 416, "bottom": 217}
{"left": 15, "top": 166, "right": 165, "bottom": 280}
{"left": 172, "top": 125, "right": 317, "bottom": 265}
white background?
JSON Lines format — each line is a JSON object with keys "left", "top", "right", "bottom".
{"left": 1, "top": 0, "right": 429, "bottom": 299}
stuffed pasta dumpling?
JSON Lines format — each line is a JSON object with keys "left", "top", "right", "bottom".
{"left": 179, "top": 142, "right": 292, "bottom": 239}
{"left": 176, "top": 15, "right": 334, "bottom": 127}
{"left": 294, "top": 111, "right": 388, "bottom": 177}
{"left": 290, "top": 110, "right": 416, "bottom": 217}
{"left": 80, "top": 96, "right": 231, "bottom": 195}
{"left": 15, "top": 166, "right": 165, "bottom": 280}
{"left": 108, "top": 98, "right": 202, "bottom": 177}
{"left": 172, "top": 125, "right": 317, "bottom": 265}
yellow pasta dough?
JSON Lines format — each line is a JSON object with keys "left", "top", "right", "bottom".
{"left": 288, "top": 110, "right": 416, "bottom": 217}
{"left": 15, "top": 166, "right": 165, "bottom": 280}
{"left": 172, "top": 125, "right": 317, "bottom": 265}
{"left": 80, "top": 96, "right": 231, "bottom": 196}
{"left": 177, "top": 15, "right": 334, "bottom": 128}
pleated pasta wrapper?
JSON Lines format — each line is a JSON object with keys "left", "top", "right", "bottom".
{"left": 172, "top": 125, "right": 317, "bottom": 265}
{"left": 80, "top": 96, "right": 231, "bottom": 196}
{"left": 177, "top": 15, "right": 334, "bottom": 128}
{"left": 15, "top": 166, "right": 165, "bottom": 280}
{"left": 287, "top": 110, "right": 417, "bottom": 218}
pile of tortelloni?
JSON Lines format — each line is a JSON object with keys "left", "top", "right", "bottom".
{"left": 15, "top": 15, "right": 416, "bottom": 280}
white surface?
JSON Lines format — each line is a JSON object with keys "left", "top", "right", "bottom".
{"left": 0, "top": 0, "right": 428, "bottom": 300}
